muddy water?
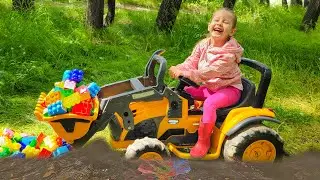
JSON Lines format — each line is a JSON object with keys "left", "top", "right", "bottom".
{"left": 1, "top": 139, "right": 319, "bottom": 180}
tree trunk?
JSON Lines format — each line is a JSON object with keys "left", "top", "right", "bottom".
{"left": 12, "top": 0, "right": 35, "bottom": 11}
{"left": 300, "top": 0, "right": 320, "bottom": 31}
{"left": 304, "top": 0, "right": 310, "bottom": 7}
{"left": 223, "top": 0, "right": 237, "bottom": 9}
{"left": 291, "top": 0, "right": 303, "bottom": 5}
{"left": 297, "top": 0, "right": 303, "bottom": 5}
{"left": 156, "top": 0, "right": 182, "bottom": 32}
{"left": 259, "top": 0, "right": 270, "bottom": 6}
{"left": 282, "top": 0, "right": 288, "bottom": 8}
{"left": 87, "top": 0, "right": 104, "bottom": 29}
{"left": 105, "top": 0, "right": 115, "bottom": 26}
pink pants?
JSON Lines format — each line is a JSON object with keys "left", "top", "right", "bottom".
{"left": 184, "top": 86, "right": 241, "bottom": 124}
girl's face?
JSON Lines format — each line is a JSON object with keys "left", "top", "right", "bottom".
{"left": 208, "top": 10, "right": 236, "bottom": 43}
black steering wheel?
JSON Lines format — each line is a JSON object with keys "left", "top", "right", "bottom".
{"left": 174, "top": 76, "right": 199, "bottom": 107}
{"left": 175, "top": 76, "right": 199, "bottom": 93}
{"left": 179, "top": 76, "right": 199, "bottom": 87}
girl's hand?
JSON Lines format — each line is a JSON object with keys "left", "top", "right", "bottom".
{"left": 169, "top": 66, "right": 182, "bottom": 79}
{"left": 169, "top": 66, "right": 177, "bottom": 78}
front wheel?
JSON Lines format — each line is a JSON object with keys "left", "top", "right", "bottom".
{"left": 223, "top": 124, "right": 285, "bottom": 162}
{"left": 125, "top": 137, "right": 170, "bottom": 161}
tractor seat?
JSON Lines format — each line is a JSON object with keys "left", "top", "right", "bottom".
{"left": 188, "top": 78, "right": 256, "bottom": 120}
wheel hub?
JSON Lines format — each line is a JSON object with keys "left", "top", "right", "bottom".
{"left": 242, "top": 140, "right": 276, "bottom": 162}
{"left": 139, "top": 152, "right": 164, "bottom": 161}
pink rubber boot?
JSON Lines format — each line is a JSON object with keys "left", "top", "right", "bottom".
{"left": 190, "top": 121, "right": 214, "bottom": 158}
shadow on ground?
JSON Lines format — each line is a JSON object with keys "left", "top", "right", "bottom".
{"left": 1, "top": 139, "right": 320, "bottom": 180}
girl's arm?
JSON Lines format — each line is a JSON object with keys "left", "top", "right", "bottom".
{"left": 183, "top": 53, "right": 239, "bottom": 84}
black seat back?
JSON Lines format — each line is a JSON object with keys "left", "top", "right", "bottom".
{"left": 188, "top": 77, "right": 256, "bottom": 118}
{"left": 216, "top": 78, "right": 256, "bottom": 120}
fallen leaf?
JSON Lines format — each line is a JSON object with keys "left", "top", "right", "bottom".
{"left": 43, "top": 170, "right": 55, "bottom": 178}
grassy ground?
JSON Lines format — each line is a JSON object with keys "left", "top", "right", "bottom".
{"left": 0, "top": 0, "right": 319, "bottom": 155}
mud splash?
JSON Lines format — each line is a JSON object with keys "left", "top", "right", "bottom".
{"left": 1, "top": 139, "right": 319, "bottom": 180}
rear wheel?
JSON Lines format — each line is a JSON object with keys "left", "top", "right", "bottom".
{"left": 125, "top": 137, "right": 170, "bottom": 160}
{"left": 223, "top": 124, "right": 285, "bottom": 162}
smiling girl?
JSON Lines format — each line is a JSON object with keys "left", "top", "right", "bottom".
{"left": 169, "top": 8, "right": 244, "bottom": 158}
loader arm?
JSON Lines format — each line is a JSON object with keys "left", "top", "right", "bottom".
{"left": 72, "top": 86, "right": 183, "bottom": 147}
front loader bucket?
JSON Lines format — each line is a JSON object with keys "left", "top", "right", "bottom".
{"left": 34, "top": 92, "right": 99, "bottom": 143}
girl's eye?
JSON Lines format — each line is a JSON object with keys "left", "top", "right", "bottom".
{"left": 224, "top": 21, "right": 229, "bottom": 24}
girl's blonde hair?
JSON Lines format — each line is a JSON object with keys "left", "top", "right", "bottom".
{"left": 211, "top": 7, "right": 237, "bottom": 28}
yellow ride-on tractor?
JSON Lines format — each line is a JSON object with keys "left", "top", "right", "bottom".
{"left": 34, "top": 50, "right": 285, "bottom": 162}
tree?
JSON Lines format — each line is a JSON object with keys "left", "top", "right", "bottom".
{"left": 282, "top": 0, "right": 288, "bottom": 8}
{"left": 291, "top": 0, "right": 303, "bottom": 5}
{"left": 300, "top": 0, "right": 320, "bottom": 31}
{"left": 259, "top": 0, "right": 270, "bottom": 6}
{"left": 87, "top": 0, "right": 105, "bottom": 28}
{"left": 105, "top": 0, "right": 115, "bottom": 26}
{"left": 12, "top": 0, "right": 35, "bottom": 11}
{"left": 87, "top": 0, "right": 116, "bottom": 29}
{"left": 223, "top": 0, "right": 237, "bottom": 9}
{"left": 156, "top": 0, "right": 183, "bottom": 32}
{"left": 304, "top": 0, "right": 310, "bottom": 7}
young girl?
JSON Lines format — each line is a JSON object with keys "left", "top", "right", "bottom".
{"left": 169, "top": 8, "right": 244, "bottom": 158}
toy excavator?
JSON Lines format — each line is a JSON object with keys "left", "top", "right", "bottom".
{"left": 34, "top": 50, "right": 285, "bottom": 162}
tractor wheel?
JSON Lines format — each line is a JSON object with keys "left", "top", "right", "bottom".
{"left": 223, "top": 124, "right": 285, "bottom": 162}
{"left": 125, "top": 137, "right": 170, "bottom": 161}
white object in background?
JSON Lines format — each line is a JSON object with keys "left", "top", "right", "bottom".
{"left": 269, "top": 0, "right": 283, "bottom": 7}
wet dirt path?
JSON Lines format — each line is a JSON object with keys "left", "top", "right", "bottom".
{"left": 1, "top": 139, "right": 320, "bottom": 180}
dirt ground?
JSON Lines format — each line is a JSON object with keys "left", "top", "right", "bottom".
{"left": 1, "top": 139, "right": 320, "bottom": 180}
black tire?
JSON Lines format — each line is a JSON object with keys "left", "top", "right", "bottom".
{"left": 223, "top": 124, "right": 285, "bottom": 162}
{"left": 125, "top": 137, "right": 170, "bottom": 160}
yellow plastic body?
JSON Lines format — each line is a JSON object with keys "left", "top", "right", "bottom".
{"left": 108, "top": 94, "right": 275, "bottom": 160}
{"left": 108, "top": 97, "right": 203, "bottom": 149}
{"left": 34, "top": 92, "right": 99, "bottom": 143}
{"left": 167, "top": 106, "right": 276, "bottom": 160}
{"left": 35, "top": 87, "right": 275, "bottom": 161}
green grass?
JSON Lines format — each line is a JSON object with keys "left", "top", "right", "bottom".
{"left": 0, "top": 0, "right": 320, "bottom": 155}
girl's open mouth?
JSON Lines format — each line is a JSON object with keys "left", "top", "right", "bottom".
{"left": 213, "top": 27, "right": 223, "bottom": 33}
